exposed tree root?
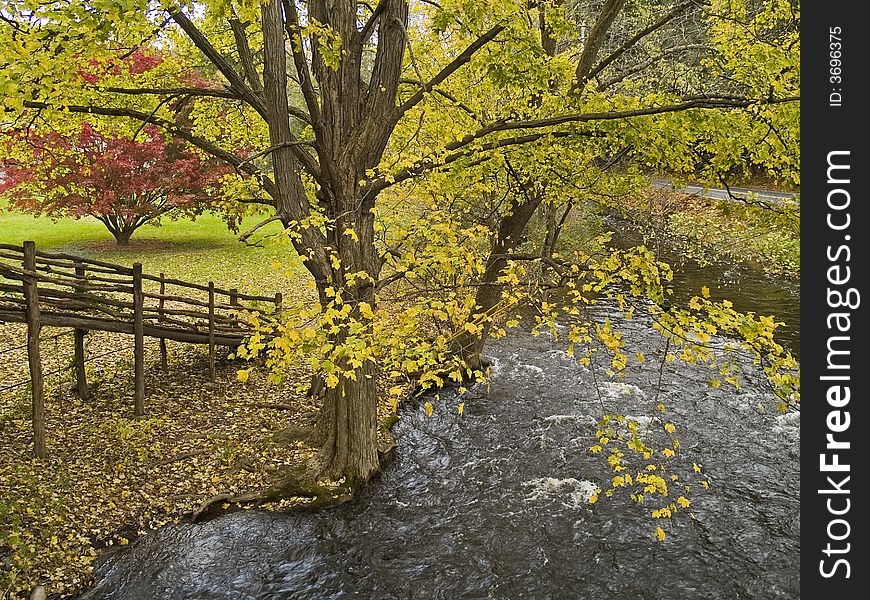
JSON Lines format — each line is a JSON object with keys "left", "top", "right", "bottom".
{"left": 151, "top": 449, "right": 208, "bottom": 468}
{"left": 189, "top": 467, "right": 359, "bottom": 523}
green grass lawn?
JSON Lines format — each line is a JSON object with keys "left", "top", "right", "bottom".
{"left": 0, "top": 208, "right": 302, "bottom": 295}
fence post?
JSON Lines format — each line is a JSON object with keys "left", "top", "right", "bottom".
{"left": 159, "top": 272, "right": 168, "bottom": 371}
{"left": 23, "top": 241, "right": 46, "bottom": 459}
{"left": 228, "top": 288, "right": 239, "bottom": 333}
{"left": 208, "top": 281, "right": 216, "bottom": 382}
{"left": 132, "top": 262, "right": 145, "bottom": 416}
{"left": 73, "top": 262, "right": 89, "bottom": 400}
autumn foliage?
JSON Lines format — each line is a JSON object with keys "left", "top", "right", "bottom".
{"left": 1, "top": 124, "right": 228, "bottom": 245}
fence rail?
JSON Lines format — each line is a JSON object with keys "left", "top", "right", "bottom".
{"left": 0, "top": 241, "right": 283, "bottom": 458}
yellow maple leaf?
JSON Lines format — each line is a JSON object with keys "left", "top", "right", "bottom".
{"left": 424, "top": 401, "right": 434, "bottom": 417}
{"left": 457, "top": 402, "right": 465, "bottom": 415}
{"left": 358, "top": 302, "right": 374, "bottom": 320}
{"left": 655, "top": 527, "right": 666, "bottom": 542}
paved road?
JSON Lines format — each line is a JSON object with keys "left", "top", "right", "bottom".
{"left": 651, "top": 178, "right": 797, "bottom": 204}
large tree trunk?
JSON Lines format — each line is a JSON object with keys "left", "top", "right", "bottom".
{"left": 256, "top": 0, "right": 406, "bottom": 483}
{"left": 315, "top": 354, "right": 380, "bottom": 481}
{"left": 310, "top": 192, "right": 382, "bottom": 480}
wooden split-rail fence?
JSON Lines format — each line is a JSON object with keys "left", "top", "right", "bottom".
{"left": 0, "top": 241, "right": 283, "bottom": 458}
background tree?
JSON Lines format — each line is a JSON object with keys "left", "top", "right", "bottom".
{"left": 1, "top": 123, "right": 229, "bottom": 245}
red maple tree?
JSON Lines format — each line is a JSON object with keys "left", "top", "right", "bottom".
{"left": 1, "top": 123, "right": 229, "bottom": 245}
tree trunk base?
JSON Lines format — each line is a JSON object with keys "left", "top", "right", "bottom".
{"left": 305, "top": 370, "right": 380, "bottom": 483}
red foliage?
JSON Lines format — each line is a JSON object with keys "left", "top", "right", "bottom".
{"left": 1, "top": 124, "right": 230, "bottom": 243}
{"left": 126, "top": 49, "right": 164, "bottom": 74}
{"left": 78, "top": 49, "right": 165, "bottom": 84}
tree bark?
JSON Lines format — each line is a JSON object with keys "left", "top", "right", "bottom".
{"left": 315, "top": 356, "right": 380, "bottom": 481}
{"left": 112, "top": 227, "right": 135, "bottom": 246}
{"left": 454, "top": 186, "right": 545, "bottom": 370}
{"left": 312, "top": 182, "right": 382, "bottom": 480}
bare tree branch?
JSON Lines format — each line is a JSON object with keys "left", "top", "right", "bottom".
{"left": 237, "top": 139, "right": 317, "bottom": 171}
{"left": 229, "top": 18, "right": 264, "bottom": 94}
{"left": 573, "top": 0, "right": 627, "bottom": 90}
{"left": 96, "top": 86, "right": 237, "bottom": 99}
{"left": 359, "top": 0, "right": 389, "bottom": 46}
{"left": 399, "top": 78, "right": 480, "bottom": 121}
{"left": 393, "top": 24, "right": 505, "bottom": 123}
{"left": 282, "top": 0, "right": 325, "bottom": 133}
{"left": 239, "top": 215, "right": 282, "bottom": 242}
{"left": 168, "top": 8, "right": 269, "bottom": 119}
{"left": 585, "top": 0, "right": 701, "bottom": 83}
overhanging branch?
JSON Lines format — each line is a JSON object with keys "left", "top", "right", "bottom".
{"left": 22, "top": 100, "right": 278, "bottom": 197}
{"left": 393, "top": 24, "right": 505, "bottom": 123}
{"left": 369, "top": 94, "right": 798, "bottom": 193}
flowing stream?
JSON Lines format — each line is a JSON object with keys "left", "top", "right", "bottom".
{"left": 80, "top": 224, "right": 800, "bottom": 600}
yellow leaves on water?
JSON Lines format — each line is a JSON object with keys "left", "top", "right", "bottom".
{"left": 663, "top": 423, "right": 676, "bottom": 434}
{"left": 662, "top": 448, "right": 675, "bottom": 458}
{"left": 693, "top": 462, "right": 703, "bottom": 473}
{"left": 655, "top": 527, "right": 667, "bottom": 542}
{"left": 651, "top": 507, "right": 672, "bottom": 519}
{"left": 457, "top": 402, "right": 465, "bottom": 416}
{"left": 424, "top": 401, "right": 434, "bottom": 417}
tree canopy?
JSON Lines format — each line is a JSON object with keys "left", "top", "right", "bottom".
{"left": 0, "top": 0, "right": 800, "bottom": 481}
{"left": 1, "top": 122, "right": 229, "bottom": 244}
